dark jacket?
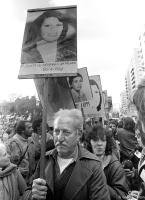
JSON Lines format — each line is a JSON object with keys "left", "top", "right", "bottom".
{"left": 23, "top": 146, "right": 110, "bottom": 200}
{"left": 104, "top": 154, "right": 129, "bottom": 200}
{"left": 117, "top": 128, "right": 138, "bottom": 159}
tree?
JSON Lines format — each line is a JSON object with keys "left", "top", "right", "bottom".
{"left": 8, "top": 96, "right": 42, "bottom": 120}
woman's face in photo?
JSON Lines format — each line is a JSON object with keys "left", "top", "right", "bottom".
{"left": 71, "top": 76, "right": 83, "bottom": 92}
{"left": 91, "top": 84, "right": 100, "bottom": 106}
{"left": 41, "top": 17, "right": 63, "bottom": 42}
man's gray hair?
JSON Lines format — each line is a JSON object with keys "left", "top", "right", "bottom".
{"left": 54, "top": 109, "right": 83, "bottom": 130}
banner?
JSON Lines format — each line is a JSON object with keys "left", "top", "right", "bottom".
{"left": 34, "top": 77, "right": 75, "bottom": 126}
{"left": 18, "top": 5, "right": 77, "bottom": 79}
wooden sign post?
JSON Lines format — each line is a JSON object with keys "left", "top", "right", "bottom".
{"left": 40, "top": 78, "right": 49, "bottom": 178}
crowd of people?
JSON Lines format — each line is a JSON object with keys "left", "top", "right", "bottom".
{"left": 0, "top": 80, "right": 145, "bottom": 200}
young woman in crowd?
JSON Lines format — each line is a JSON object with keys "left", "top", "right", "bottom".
{"left": 86, "top": 125, "right": 129, "bottom": 200}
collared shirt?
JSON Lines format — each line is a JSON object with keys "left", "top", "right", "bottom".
{"left": 51, "top": 147, "right": 78, "bottom": 200}
{"left": 51, "top": 146, "right": 78, "bottom": 176}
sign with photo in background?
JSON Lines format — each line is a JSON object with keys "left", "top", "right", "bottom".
{"left": 18, "top": 5, "right": 77, "bottom": 79}
{"left": 67, "top": 67, "right": 92, "bottom": 104}
{"left": 75, "top": 74, "right": 105, "bottom": 120}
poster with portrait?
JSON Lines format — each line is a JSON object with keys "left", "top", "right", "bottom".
{"left": 18, "top": 5, "right": 77, "bottom": 79}
{"left": 76, "top": 75, "right": 105, "bottom": 120}
{"left": 34, "top": 77, "right": 75, "bottom": 126}
{"left": 89, "top": 75, "right": 105, "bottom": 119}
{"left": 67, "top": 67, "right": 92, "bottom": 104}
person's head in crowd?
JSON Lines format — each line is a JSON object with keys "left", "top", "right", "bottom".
{"left": 85, "top": 118, "right": 92, "bottom": 126}
{"left": 53, "top": 108, "right": 83, "bottom": 158}
{"left": 133, "top": 80, "right": 145, "bottom": 145}
{"left": 0, "top": 142, "right": 10, "bottom": 169}
{"left": 104, "top": 120, "right": 108, "bottom": 127}
{"left": 86, "top": 125, "right": 112, "bottom": 156}
{"left": 89, "top": 79, "right": 102, "bottom": 111}
{"left": 69, "top": 73, "right": 83, "bottom": 93}
{"left": 109, "top": 120, "right": 118, "bottom": 134}
{"left": 24, "top": 10, "right": 69, "bottom": 47}
{"left": 123, "top": 117, "right": 135, "bottom": 133}
{"left": 16, "top": 120, "right": 33, "bottom": 139}
{"left": 32, "top": 118, "right": 42, "bottom": 135}
{"left": 48, "top": 126, "right": 54, "bottom": 135}
{"left": 6, "top": 128, "right": 12, "bottom": 135}
{"left": 118, "top": 120, "right": 123, "bottom": 128}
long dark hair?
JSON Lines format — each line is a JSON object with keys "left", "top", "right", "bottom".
{"left": 69, "top": 73, "right": 83, "bottom": 87}
{"left": 86, "top": 125, "right": 113, "bottom": 155}
{"left": 23, "top": 10, "right": 69, "bottom": 47}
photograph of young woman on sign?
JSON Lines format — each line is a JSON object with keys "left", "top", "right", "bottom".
{"left": 69, "top": 73, "right": 87, "bottom": 103}
{"left": 21, "top": 7, "right": 77, "bottom": 64}
{"left": 89, "top": 79, "right": 102, "bottom": 111}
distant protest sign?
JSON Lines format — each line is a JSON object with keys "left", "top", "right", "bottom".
{"left": 89, "top": 75, "right": 105, "bottom": 119}
{"left": 18, "top": 5, "right": 77, "bottom": 79}
{"left": 75, "top": 75, "right": 105, "bottom": 120}
{"left": 67, "top": 67, "right": 92, "bottom": 104}
{"left": 34, "top": 77, "right": 75, "bottom": 126}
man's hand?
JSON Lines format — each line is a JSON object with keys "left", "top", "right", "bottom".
{"left": 127, "top": 191, "right": 139, "bottom": 200}
{"left": 32, "top": 178, "right": 48, "bottom": 199}
{"left": 124, "top": 168, "right": 135, "bottom": 178}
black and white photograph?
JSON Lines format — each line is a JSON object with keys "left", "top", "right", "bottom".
{"left": 1, "top": 1, "right": 145, "bottom": 200}
{"left": 68, "top": 67, "right": 92, "bottom": 104}
{"left": 89, "top": 75, "right": 104, "bottom": 112}
{"left": 19, "top": 5, "right": 77, "bottom": 78}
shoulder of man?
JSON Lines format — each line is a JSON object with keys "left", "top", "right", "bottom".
{"left": 45, "top": 148, "right": 56, "bottom": 157}
{"left": 7, "top": 136, "right": 23, "bottom": 153}
{"left": 45, "top": 147, "right": 100, "bottom": 160}
{"left": 78, "top": 146, "right": 100, "bottom": 161}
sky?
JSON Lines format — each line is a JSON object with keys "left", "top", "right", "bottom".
{"left": 0, "top": 0, "right": 145, "bottom": 107}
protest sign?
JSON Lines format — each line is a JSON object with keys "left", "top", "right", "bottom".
{"left": 18, "top": 5, "right": 77, "bottom": 78}
{"left": 89, "top": 75, "right": 105, "bottom": 119}
{"left": 67, "top": 67, "right": 92, "bottom": 103}
{"left": 75, "top": 75, "right": 105, "bottom": 120}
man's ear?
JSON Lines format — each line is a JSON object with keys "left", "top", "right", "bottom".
{"left": 77, "top": 129, "right": 82, "bottom": 139}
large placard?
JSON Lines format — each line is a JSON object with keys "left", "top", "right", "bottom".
{"left": 18, "top": 5, "right": 77, "bottom": 79}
